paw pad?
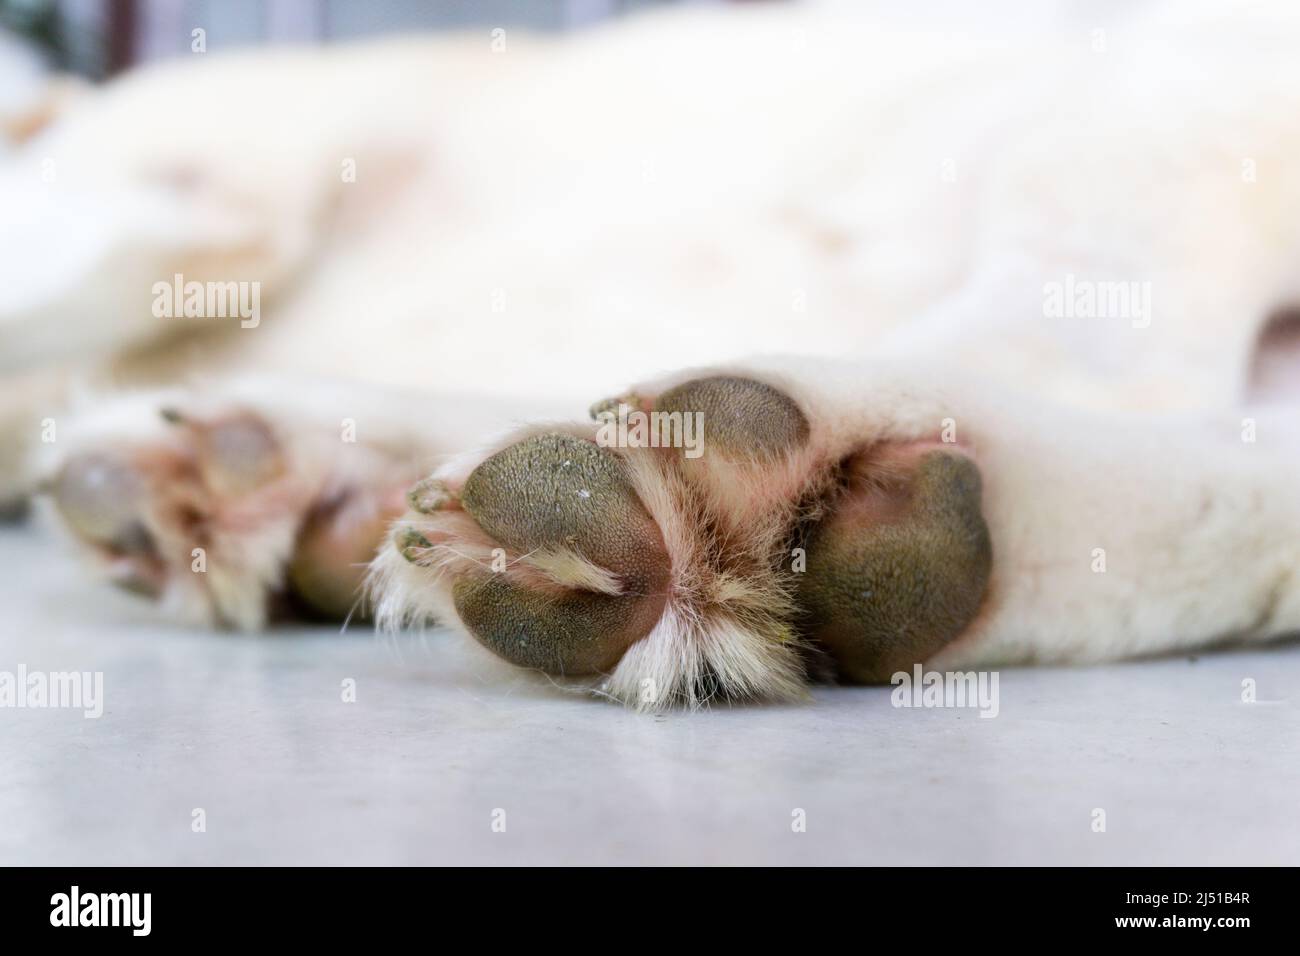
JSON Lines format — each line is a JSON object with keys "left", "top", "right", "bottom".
{"left": 656, "top": 375, "right": 809, "bottom": 461}
{"left": 796, "top": 450, "right": 992, "bottom": 683}
{"left": 451, "top": 433, "right": 670, "bottom": 675}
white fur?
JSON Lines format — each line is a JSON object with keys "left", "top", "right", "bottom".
{"left": 3, "top": 1, "right": 1298, "bottom": 704}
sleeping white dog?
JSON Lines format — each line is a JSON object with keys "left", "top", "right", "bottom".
{"left": 1, "top": 1, "right": 1297, "bottom": 709}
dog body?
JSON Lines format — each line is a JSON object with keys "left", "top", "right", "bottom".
{"left": 2, "top": 2, "right": 1298, "bottom": 704}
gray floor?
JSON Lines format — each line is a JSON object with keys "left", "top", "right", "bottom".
{"left": 2, "top": 522, "right": 1296, "bottom": 866}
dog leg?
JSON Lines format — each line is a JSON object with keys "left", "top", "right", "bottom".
{"left": 371, "top": 356, "right": 1300, "bottom": 708}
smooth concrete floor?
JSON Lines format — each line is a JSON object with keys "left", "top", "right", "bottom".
{"left": 1, "top": 523, "right": 1297, "bottom": 866}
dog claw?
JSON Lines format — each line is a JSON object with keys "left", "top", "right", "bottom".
{"left": 406, "top": 477, "right": 453, "bottom": 514}
{"left": 397, "top": 527, "right": 432, "bottom": 563}
{"left": 588, "top": 393, "right": 643, "bottom": 421}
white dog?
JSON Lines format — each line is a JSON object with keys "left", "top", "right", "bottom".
{"left": 1, "top": 1, "right": 1296, "bottom": 708}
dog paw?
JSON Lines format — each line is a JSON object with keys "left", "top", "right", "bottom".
{"left": 40, "top": 389, "right": 421, "bottom": 629}
{"left": 370, "top": 369, "right": 993, "bottom": 708}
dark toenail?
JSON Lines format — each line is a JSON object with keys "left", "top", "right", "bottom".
{"left": 588, "top": 393, "right": 642, "bottom": 421}
{"left": 397, "top": 528, "right": 432, "bottom": 563}
{"left": 407, "top": 477, "right": 451, "bottom": 514}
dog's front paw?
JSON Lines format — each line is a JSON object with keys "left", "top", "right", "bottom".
{"left": 42, "top": 391, "right": 418, "bottom": 629}
{"left": 370, "top": 370, "right": 993, "bottom": 708}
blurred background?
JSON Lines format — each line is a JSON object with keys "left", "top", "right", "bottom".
{"left": 3, "top": 0, "right": 694, "bottom": 79}
{"left": 0, "top": 0, "right": 717, "bottom": 126}
{"left": 0, "top": 0, "right": 1142, "bottom": 78}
